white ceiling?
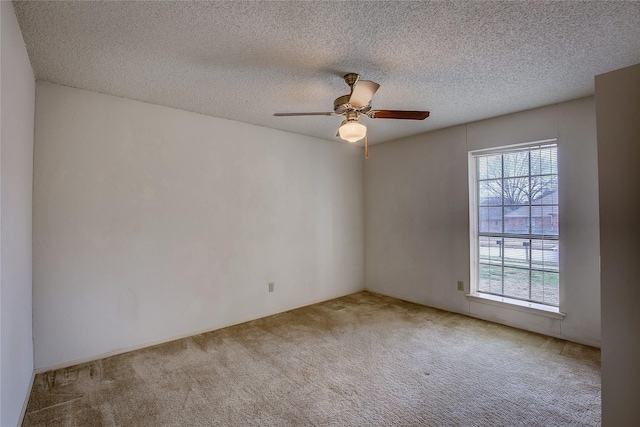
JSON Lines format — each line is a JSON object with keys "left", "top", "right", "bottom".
{"left": 12, "top": 1, "right": 640, "bottom": 145}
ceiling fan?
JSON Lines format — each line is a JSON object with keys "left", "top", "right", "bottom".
{"left": 274, "top": 73, "right": 430, "bottom": 158}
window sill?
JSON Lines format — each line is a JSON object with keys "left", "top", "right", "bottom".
{"left": 466, "top": 292, "right": 566, "bottom": 319}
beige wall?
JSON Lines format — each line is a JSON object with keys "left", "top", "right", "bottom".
{"left": 596, "top": 63, "right": 640, "bottom": 426}
{"left": 33, "top": 82, "right": 364, "bottom": 370}
{"left": 0, "top": 2, "right": 35, "bottom": 425}
{"left": 365, "top": 97, "right": 600, "bottom": 346}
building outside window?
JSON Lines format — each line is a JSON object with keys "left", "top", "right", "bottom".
{"left": 470, "top": 142, "right": 559, "bottom": 307}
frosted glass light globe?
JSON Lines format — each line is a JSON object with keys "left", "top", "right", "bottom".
{"left": 338, "top": 120, "right": 366, "bottom": 142}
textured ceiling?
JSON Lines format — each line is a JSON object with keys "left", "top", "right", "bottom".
{"left": 12, "top": 1, "right": 640, "bottom": 145}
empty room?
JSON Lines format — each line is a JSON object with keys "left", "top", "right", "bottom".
{"left": 2, "top": 1, "right": 639, "bottom": 426}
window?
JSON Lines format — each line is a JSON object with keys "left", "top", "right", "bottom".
{"left": 470, "top": 142, "right": 559, "bottom": 307}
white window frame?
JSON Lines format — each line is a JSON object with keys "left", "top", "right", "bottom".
{"left": 468, "top": 139, "right": 564, "bottom": 318}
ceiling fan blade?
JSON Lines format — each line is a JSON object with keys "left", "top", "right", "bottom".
{"left": 369, "top": 110, "right": 430, "bottom": 120}
{"left": 349, "top": 80, "right": 380, "bottom": 108}
{"left": 273, "top": 112, "right": 336, "bottom": 117}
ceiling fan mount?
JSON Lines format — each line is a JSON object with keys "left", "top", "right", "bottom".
{"left": 333, "top": 73, "right": 374, "bottom": 116}
{"left": 274, "top": 73, "right": 430, "bottom": 156}
{"left": 343, "top": 72, "right": 360, "bottom": 87}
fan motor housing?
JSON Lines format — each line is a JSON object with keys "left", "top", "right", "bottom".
{"left": 333, "top": 95, "right": 371, "bottom": 115}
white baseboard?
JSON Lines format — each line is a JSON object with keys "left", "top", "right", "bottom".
{"left": 35, "top": 287, "right": 366, "bottom": 374}
{"left": 365, "top": 287, "right": 601, "bottom": 349}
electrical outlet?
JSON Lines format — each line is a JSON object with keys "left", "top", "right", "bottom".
{"left": 268, "top": 282, "right": 274, "bottom": 292}
{"left": 457, "top": 281, "right": 464, "bottom": 292}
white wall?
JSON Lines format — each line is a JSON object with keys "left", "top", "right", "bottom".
{"left": 365, "top": 97, "right": 600, "bottom": 346}
{"left": 596, "top": 63, "right": 640, "bottom": 426}
{"left": 33, "top": 82, "right": 364, "bottom": 370}
{"left": 0, "top": 2, "right": 35, "bottom": 425}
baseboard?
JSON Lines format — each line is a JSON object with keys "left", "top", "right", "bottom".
{"left": 18, "top": 369, "right": 36, "bottom": 426}
{"left": 365, "top": 288, "right": 601, "bottom": 349}
{"left": 467, "top": 309, "right": 601, "bottom": 349}
{"left": 558, "top": 334, "right": 600, "bottom": 349}
{"left": 364, "top": 288, "right": 439, "bottom": 310}
{"left": 35, "top": 287, "right": 366, "bottom": 374}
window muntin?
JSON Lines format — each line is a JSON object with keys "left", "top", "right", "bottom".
{"left": 473, "top": 144, "right": 559, "bottom": 307}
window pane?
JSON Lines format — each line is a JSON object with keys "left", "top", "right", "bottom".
{"left": 503, "top": 267, "right": 530, "bottom": 300}
{"left": 479, "top": 207, "right": 503, "bottom": 233}
{"left": 503, "top": 151, "right": 529, "bottom": 177}
{"left": 477, "top": 155, "right": 502, "bottom": 180}
{"left": 542, "top": 271, "right": 559, "bottom": 306}
{"left": 530, "top": 239, "right": 558, "bottom": 272}
{"left": 531, "top": 146, "right": 557, "bottom": 175}
{"left": 530, "top": 239, "right": 544, "bottom": 270}
{"left": 502, "top": 178, "right": 529, "bottom": 205}
{"left": 478, "top": 264, "right": 502, "bottom": 294}
{"left": 503, "top": 238, "right": 530, "bottom": 269}
{"left": 540, "top": 239, "right": 559, "bottom": 272}
{"left": 531, "top": 176, "right": 558, "bottom": 204}
{"left": 531, "top": 271, "right": 559, "bottom": 306}
{"left": 530, "top": 205, "right": 559, "bottom": 236}
{"left": 479, "top": 180, "right": 502, "bottom": 206}
{"left": 504, "top": 206, "right": 529, "bottom": 234}
{"left": 479, "top": 236, "right": 503, "bottom": 264}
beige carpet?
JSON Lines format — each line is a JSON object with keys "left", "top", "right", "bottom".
{"left": 23, "top": 291, "right": 601, "bottom": 426}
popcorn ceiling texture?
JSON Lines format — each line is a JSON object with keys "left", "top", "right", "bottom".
{"left": 12, "top": 1, "right": 640, "bottom": 144}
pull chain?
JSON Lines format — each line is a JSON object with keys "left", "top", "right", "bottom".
{"left": 365, "top": 135, "right": 369, "bottom": 159}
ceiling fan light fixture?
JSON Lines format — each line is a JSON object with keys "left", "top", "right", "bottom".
{"left": 338, "top": 119, "right": 367, "bottom": 142}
